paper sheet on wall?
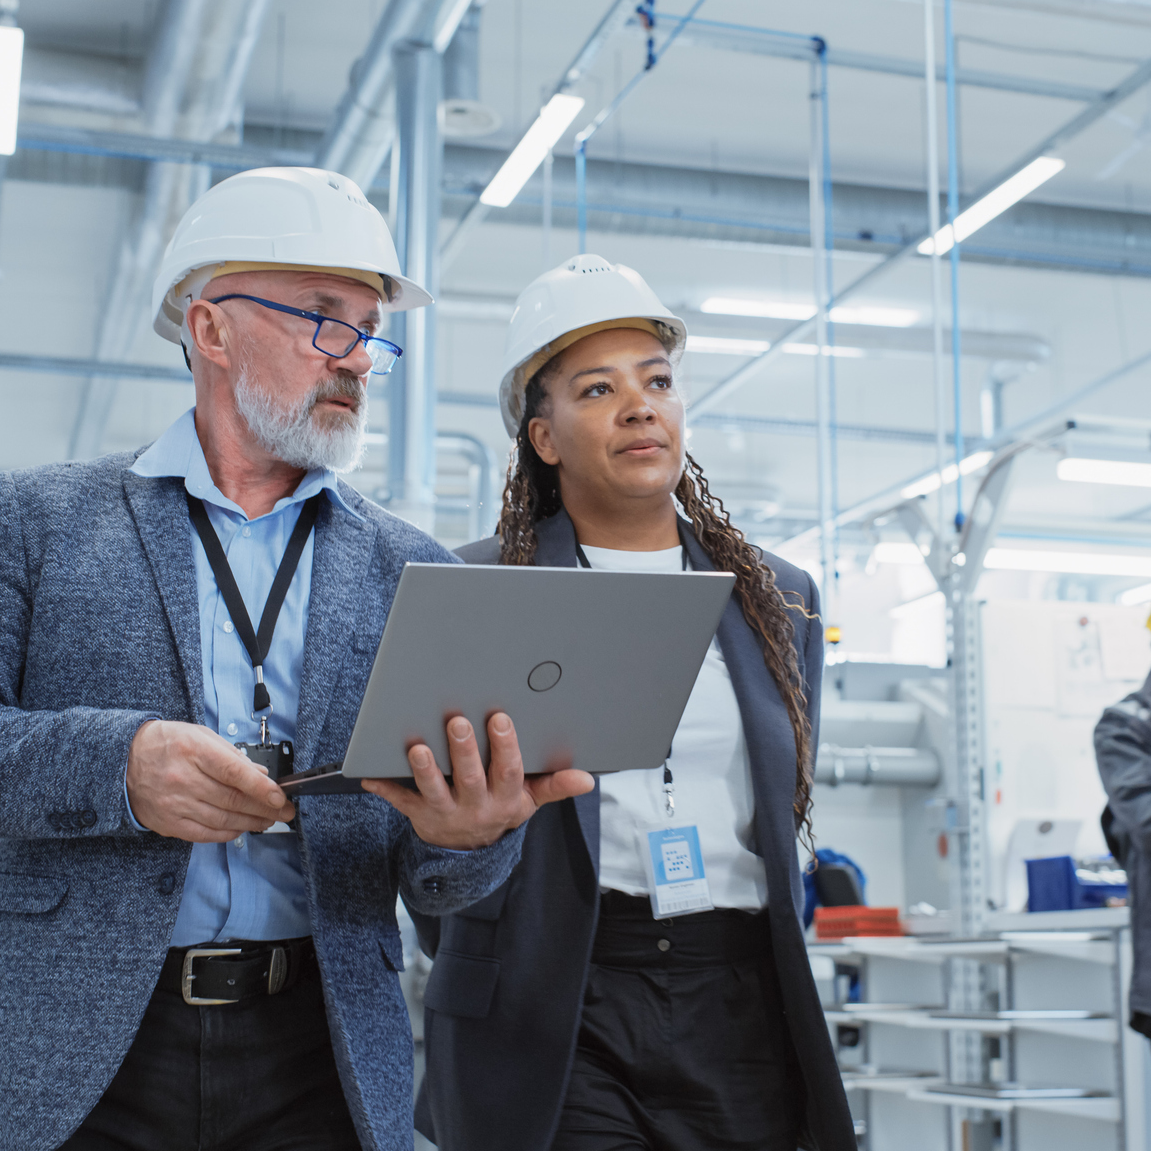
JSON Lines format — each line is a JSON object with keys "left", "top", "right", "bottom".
{"left": 1097, "top": 614, "right": 1151, "bottom": 683}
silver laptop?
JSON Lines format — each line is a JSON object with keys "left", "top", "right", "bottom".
{"left": 281, "top": 562, "right": 735, "bottom": 794}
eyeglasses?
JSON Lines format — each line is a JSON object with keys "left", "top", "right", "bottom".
{"left": 207, "top": 293, "right": 403, "bottom": 376}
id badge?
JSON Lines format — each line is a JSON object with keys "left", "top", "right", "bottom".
{"left": 638, "top": 823, "right": 714, "bottom": 919}
{"left": 237, "top": 740, "right": 295, "bottom": 834}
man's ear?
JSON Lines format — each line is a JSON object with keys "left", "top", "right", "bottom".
{"left": 184, "top": 300, "right": 232, "bottom": 370}
{"left": 528, "top": 416, "right": 560, "bottom": 466}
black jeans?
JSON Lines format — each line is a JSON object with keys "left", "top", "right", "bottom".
{"left": 551, "top": 893, "right": 803, "bottom": 1151}
{"left": 60, "top": 950, "right": 361, "bottom": 1151}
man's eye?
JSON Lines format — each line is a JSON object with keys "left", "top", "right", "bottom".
{"left": 650, "top": 375, "right": 673, "bottom": 389}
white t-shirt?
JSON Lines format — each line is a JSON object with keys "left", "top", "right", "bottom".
{"left": 582, "top": 542, "right": 768, "bottom": 911}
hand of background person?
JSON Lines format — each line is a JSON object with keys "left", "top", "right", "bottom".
{"left": 126, "top": 719, "right": 296, "bottom": 841}
{"left": 362, "top": 713, "right": 594, "bottom": 850}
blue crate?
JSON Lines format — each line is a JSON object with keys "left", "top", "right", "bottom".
{"left": 1025, "top": 855, "right": 1127, "bottom": 912}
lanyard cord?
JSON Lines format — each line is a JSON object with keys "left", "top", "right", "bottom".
{"left": 185, "top": 491, "right": 322, "bottom": 719}
{"left": 573, "top": 533, "right": 685, "bottom": 815}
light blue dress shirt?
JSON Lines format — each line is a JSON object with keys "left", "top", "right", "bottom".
{"left": 130, "top": 408, "right": 363, "bottom": 946}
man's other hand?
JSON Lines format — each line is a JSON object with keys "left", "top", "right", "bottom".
{"left": 126, "top": 720, "right": 296, "bottom": 842}
{"left": 361, "top": 713, "right": 594, "bottom": 850}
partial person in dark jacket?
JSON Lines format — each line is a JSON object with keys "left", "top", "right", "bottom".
{"left": 1096, "top": 668, "right": 1151, "bottom": 1038}
{"left": 412, "top": 255, "right": 855, "bottom": 1151}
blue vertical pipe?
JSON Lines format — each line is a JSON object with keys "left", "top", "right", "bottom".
{"left": 818, "top": 42, "right": 841, "bottom": 602}
{"left": 576, "top": 140, "right": 588, "bottom": 254}
{"left": 944, "top": 0, "right": 964, "bottom": 531}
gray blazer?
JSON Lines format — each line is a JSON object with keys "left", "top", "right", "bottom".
{"left": 413, "top": 510, "right": 855, "bottom": 1151}
{"left": 1096, "top": 672, "right": 1151, "bottom": 1016}
{"left": 0, "top": 450, "right": 524, "bottom": 1151}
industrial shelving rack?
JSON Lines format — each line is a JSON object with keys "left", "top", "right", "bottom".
{"left": 809, "top": 907, "right": 1144, "bottom": 1151}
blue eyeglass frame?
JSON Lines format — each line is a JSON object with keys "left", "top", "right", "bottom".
{"left": 207, "top": 293, "right": 403, "bottom": 376}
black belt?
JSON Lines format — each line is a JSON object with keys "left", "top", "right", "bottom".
{"left": 157, "top": 937, "right": 316, "bottom": 1006}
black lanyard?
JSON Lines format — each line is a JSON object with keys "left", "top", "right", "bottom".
{"left": 185, "top": 491, "right": 322, "bottom": 719}
{"left": 574, "top": 541, "right": 688, "bottom": 571}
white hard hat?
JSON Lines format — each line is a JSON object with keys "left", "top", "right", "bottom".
{"left": 151, "top": 167, "right": 433, "bottom": 345}
{"left": 498, "top": 254, "right": 687, "bottom": 437}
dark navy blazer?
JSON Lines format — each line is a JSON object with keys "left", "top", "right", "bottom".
{"left": 412, "top": 509, "right": 854, "bottom": 1151}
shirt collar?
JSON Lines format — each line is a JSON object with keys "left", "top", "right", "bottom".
{"left": 130, "top": 407, "right": 364, "bottom": 522}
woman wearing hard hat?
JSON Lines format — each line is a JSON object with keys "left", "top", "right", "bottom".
{"left": 411, "top": 255, "right": 855, "bottom": 1151}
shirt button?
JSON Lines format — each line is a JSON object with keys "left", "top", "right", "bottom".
{"left": 657, "top": 938, "right": 671, "bottom": 952}
{"left": 227, "top": 722, "right": 238, "bottom": 736}
{"left": 234, "top": 835, "right": 246, "bottom": 848}
{"left": 223, "top": 621, "right": 234, "bottom": 633}
{"left": 242, "top": 526, "right": 252, "bottom": 538}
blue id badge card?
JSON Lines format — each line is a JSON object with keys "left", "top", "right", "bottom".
{"left": 638, "top": 823, "right": 714, "bottom": 919}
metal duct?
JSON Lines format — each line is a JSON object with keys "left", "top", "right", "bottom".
{"left": 20, "top": 47, "right": 143, "bottom": 118}
{"left": 68, "top": 0, "right": 270, "bottom": 460}
{"left": 814, "top": 744, "right": 941, "bottom": 787}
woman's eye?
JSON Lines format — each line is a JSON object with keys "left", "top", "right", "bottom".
{"left": 583, "top": 383, "right": 610, "bottom": 397}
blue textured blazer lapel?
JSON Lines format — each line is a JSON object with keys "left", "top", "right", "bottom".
{"left": 294, "top": 497, "right": 378, "bottom": 773}
{"left": 122, "top": 469, "right": 205, "bottom": 724}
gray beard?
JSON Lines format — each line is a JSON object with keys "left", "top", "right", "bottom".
{"left": 234, "top": 363, "right": 367, "bottom": 473}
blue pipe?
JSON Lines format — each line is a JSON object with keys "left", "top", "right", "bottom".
{"left": 945, "top": 0, "right": 964, "bottom": 531}
{"left": 576, "top": 142, "right": 587, "bottom": 254}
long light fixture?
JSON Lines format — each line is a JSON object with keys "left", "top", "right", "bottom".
{"left": 685, "top": 335, "right": 771, "bottom": 356}
{"left": 479, "top": 93, "right": 585, "bottom": 208}
{"left": 1057, "top": 457, "right": 1151, "bottom": 487}
{"left": 872, "top": 541, "right": 1151, "bottom": 579}
{"left": 901, "top": 450, "right": 994, "bottom": 499}
{"left": 983, "top": 548, "right": 1151, "bottom": 577}
{"left": 700, "top": 297, "right": 919, "bottom": 328}
{"left": 0, "top": 20, "right": 24, "bottom": 157}
{"left": 782, "top": 343, "right": 866, "bottom": 358}
{"left": 917, "top": 155, "right": 1065, "bottom": 257}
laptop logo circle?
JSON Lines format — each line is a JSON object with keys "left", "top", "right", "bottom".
{"left": 527, "top": 661, "right": 562, "bottom": 692}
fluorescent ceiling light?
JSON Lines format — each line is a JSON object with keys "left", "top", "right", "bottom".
{"left": 685, "top": 335, "right": 771, "bottom": 356}
{"left": 781, "top": 343, "right": 866, "bottom": 358}
{"left": 901, "top": 450, "right": 994, "bottom": 499}
{"left": 0, "top": 24, "right": 24, "bottom": 157}
{"left": 984, "top": 548, "right": 1151, "bottom": 577}
{"left": 1057, "top": 457, "right": 1151, "bottom": 487}
{"left": 917, "top": 156, "right": 1065, "bottom": 256}
{"left": 700, "top": 297, "right": 918, "bottom": 327}
{"left": 872, "top": 541, "right": 927, "bottom": 565}
{"left": 480, "top": 94, "right": 585, "bottom": 208}
{"left": 1120, "top": 582, "right": 1151, "bottom": 607}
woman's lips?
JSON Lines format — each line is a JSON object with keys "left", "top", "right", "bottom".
{"left": 620, "top": 440, "right": 664, "bottom": 456}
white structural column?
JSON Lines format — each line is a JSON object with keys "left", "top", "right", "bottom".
{"left": 68, "top": 0, "right": 269, "bottom": 460}
{"left": 387, "top": 39, "right": 443, "bottom": 532}
{"left": 808, "top": 57, "right": 834, "bottom": 615}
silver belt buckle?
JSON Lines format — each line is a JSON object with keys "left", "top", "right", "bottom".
{"left": 267, "top": 946, "right": 288, "bottom": 995}
{"left": 181, "top": 947, "right": 242, "bottom": 1005}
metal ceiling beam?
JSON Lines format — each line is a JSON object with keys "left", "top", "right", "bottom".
{"left": 18, "top": 125, "right": 1151, "bottom": 281}
{"left": 686, "top": 52, "right": 1151, "bottom": 419}
{"left": 659, "top": 16, "right": 1106, "bottom": 103}
{"left": 68, "top": 0, "right": 270, "bottom": 460}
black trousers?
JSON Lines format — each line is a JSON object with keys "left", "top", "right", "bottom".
{"left": 60, "top": 950, "right": 361, "bottom": 1151}
{"left": 551, "top": 893, "right": 803, "bottom": 1151}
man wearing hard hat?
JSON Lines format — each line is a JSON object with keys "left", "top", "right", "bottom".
{"left": 0, "top": 167, "right": 591, "bottom": 1151}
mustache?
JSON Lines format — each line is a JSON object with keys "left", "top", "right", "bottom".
{"left": 308, "top": 375, "right": 363, "bottom": 412}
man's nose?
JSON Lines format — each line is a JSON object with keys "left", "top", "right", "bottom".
{"left": 338, "top": 339, "right": 374, "bottom": 379}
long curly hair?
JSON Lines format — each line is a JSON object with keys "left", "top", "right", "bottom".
{"left": 497, "top": 365, "right": 816, "bottom": 847}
